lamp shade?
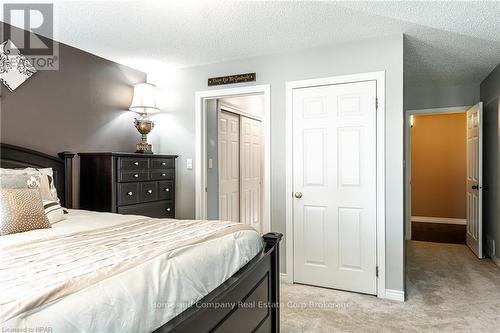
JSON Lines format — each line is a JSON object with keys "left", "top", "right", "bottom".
{"left": 129, "top": 83, "right": 160, "bottom": 114}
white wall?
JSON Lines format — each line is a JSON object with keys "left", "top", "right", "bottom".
{"left": 219, "top": 95, "right": 265, "bottom": 119}
{"left": 148, "top": 34, "right": 405, "bottom": 292}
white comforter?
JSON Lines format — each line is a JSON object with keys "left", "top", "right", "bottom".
{"left": 1, "top": 210, "right": 263, "bottom": 333}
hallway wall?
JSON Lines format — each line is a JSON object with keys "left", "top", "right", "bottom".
{"left": 480, "top": 62, "right": 500, "bottom": 263}
{"left": 405, "top": 83, "right": 479, "bottom": 111}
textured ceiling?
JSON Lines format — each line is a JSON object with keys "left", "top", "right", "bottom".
{"left": 4, "top": 1, "right": 500, "bottom": 86}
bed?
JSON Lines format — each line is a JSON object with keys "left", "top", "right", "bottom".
{"left": 0, "top": 143, "right": 282, "bottom": 333}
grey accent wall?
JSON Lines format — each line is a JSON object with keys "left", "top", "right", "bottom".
{"left": 0, "top": 23, "right": 146, "bottom": 206}
{"left": 148, "top": 34, "right": 405, "bottom": 292}
{"left": 206, "top": 99, "right": 219, "bottom": 220}
{"left": 480, "top": 63, "right": 500, "bottom": 261}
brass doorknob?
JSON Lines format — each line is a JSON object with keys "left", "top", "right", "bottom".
{"left": 294, "top": 192, "right": 303, "bottom": 198}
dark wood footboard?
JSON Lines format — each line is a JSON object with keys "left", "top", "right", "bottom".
{"left": 155, "top": 232, "right": 283, "bottom": 333}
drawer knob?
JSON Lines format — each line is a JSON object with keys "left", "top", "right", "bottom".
{"left": 166, "top": 208, "right": 171, "bottom": 212}
{"left": 134, "top": 174, "right": 139, "bottom": 178}
{"left": 164, "top": 188, "right": 170, "bottom": 192}
{"left": 127, "top": 191, "right": 133, "bottom": 196}
{"left": 147, "top": 189, "right": 153, "bottom": 194}
{"left": 133, "top": 162, "right": 139, "bottom": 166}
{"left": 161, "top": 162, "right": 166, "bottom": 166}
{"left": 162, "top": 173, "right": 166, "bottom": 177}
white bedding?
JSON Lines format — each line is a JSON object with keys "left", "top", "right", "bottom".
{"left": 1, "top": 209, "right": 263, "bottom": 333}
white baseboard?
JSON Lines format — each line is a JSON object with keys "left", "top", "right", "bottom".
{"left": 281, "top": 276, "right": 405, "bottom": 302}
{"left": 411, "top": 216, "right": 466, "bottom": 225}
{"left": 384, "top": 289, "right": 405, "bottom": 302}
{"left": 280, "top": 273, "right": 292, "bottom": 283}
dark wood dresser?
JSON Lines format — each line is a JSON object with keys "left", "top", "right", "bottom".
{"left": 78, "top": 152, "right": 178, "bottom": 218}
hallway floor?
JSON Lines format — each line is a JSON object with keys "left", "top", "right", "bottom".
{"left": 281, "top": 241, "right": 500, "bottom": 332}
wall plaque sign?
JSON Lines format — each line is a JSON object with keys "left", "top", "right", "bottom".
{"left": 208, "top": 73, "right": 256, "bottom": 86}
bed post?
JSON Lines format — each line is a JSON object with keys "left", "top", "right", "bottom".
{"left": 58, "top": 152, "right": 75, "bottom": 208}
{"left": 263, "top": 232, "right": 283, "bottom": 333}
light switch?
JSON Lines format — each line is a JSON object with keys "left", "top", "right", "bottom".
{"left": 186, "top": 158, "right": 193, "bottom": 170}
{"left": 208, "top": 158, "right": 213, "bottom": 169}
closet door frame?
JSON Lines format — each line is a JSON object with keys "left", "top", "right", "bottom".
{"left": 195, "top": 85, "right": 271, "bottom": 234}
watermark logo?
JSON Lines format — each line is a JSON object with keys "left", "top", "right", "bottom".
{"left": 2, "top": 3, "right": 59, "bottom": 70}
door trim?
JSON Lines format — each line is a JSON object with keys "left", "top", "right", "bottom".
{"left": 195, "top": 84, "right": 271, "bottom": 234}
{"left": 404, "top": 105, "right": 470, "bottom": 240}
{"left": 285, "top": 71, "right": 386, "bottom": 299}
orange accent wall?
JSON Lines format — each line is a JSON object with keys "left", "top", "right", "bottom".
{"left": 411, "top": 113, "right": 467, "bottom": 219}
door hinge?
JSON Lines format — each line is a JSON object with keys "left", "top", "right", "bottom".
{"left": 376, "top": 266, "right": 379, "bottom": 278}
{"left": 375, "top": 98, "right": 378, "bottom": 110}
{"left": 205, "top": 187, "right": 208, "bottom": 193}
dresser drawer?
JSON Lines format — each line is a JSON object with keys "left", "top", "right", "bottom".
{"left": 118, "top": 157, "right": 149, "bottom": 170}
{"left": 117, "top": 200, "right": 174, "bottom": 218}
{"left": 158, "top": 180, "right": 174, "bottom": 200}
{"left": 150, "top": 169, "right": 174, "bottom": 180}
{"left": 151, "top": 158, "right": 174, "bottom": 169}
{"left": 117, "top": 183, "right": 139, "bottom": 206}
{"left": 139, "top": 181, "right": 158, "bottom": 202}
{"left": 118, "top": 170, "right": 149, "bottom": 182}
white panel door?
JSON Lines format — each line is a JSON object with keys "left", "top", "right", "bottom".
{"left": 240, "top": 116, "right": 262, "bottom": 232}
{"left": 466, "top": 102, "right": 483, "bottom": 258}
{"left": 219, "top": 111, "right": 240, "bottom": 222}
{"left": 293, "top": 81, "right": 377, "bottom": 295}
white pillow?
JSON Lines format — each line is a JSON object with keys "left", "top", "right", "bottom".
{"left": 0, "top": 168, "right": 59, "bottom": 202}
{"left": 33, "top": 168, "right": 59, "bottom": 202}
{"left": 43, "top": 200, "right": 66, "bottom": 224}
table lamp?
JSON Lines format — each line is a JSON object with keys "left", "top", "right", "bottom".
{"left": 129, "top": 83, "right": 160, "bottom": 154}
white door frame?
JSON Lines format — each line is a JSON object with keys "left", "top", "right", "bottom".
{"left": 195, "top": 84, "right": 271, "bottom": 233}
{"left": 285, "top": 71, "right": 386, "bottom": 298}
{"left": 404, "top": 105, "right": 470, "bottom": 241}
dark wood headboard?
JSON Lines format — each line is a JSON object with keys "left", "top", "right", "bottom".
{"left": 0, "top": 143, "right": 75, "bottom": 208}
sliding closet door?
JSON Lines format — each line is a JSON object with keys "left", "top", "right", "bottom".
{"left": 240, "top": 116, "right": 262, "bottom": 232}
{"left": 219, "top": 111, "right": 240, "bottom": 222}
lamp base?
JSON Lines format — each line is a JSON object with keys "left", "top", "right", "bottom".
{"left": 135, "top": 142, "right": 153, "bottom": 154}
{"left": 134, "top": 114, "right": 154, "bottom": 154}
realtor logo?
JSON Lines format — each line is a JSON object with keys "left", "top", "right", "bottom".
{"left": 1, "top": 3, "right": 58, "bottom": 70}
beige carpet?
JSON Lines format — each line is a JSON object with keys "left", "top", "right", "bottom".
{"left": 281, "top": 241, "right": 500, "bottom": 332}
